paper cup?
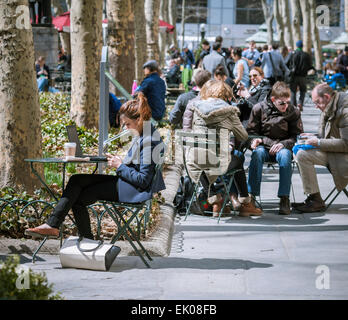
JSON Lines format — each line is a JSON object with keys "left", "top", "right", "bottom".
{"left": 64, "top": 142, "right": 76, "bottom": 158}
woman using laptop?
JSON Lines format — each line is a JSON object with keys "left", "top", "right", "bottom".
{"left": 25, "top": 93, "right": 166, "bottom": 240}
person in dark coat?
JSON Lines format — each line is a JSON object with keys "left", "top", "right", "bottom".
{"left": 136, "top": 60, "right": 166, "bottom": 121}
{"left": 337, "top": 46, "right": 348, "bottom": 82}
{"left": 288, "top": 40, "right": 315, "bottom": 111}
{"left": 25, "top": 93, "right": 166, "bottom": 240}
{"left": 169, "top": 69, "right": 211, "bottom": 127}
{"left": 237, "top": 66, "right": 272, "bottom": 125}
{"left": 247, "top": 81, "right": 303, "bottom": 215}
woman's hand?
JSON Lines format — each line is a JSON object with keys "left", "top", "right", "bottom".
{"left": 107, "top": 154, "right": 122, "bottom": 169}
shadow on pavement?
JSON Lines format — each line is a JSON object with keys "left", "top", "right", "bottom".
{"left": 109, "top": 256, "right": 273, "bottom": 272}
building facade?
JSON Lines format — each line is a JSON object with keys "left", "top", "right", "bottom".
{"left": 177, "top": 0, "right": 345, "bottom": 49}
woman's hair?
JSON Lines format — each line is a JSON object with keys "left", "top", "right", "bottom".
{"left": 232, "top": 47, "right": 242, "bottom": 58}
{"left": 36, "top": 56, "right": 45, "bottom": 64}
{"left": 214, "top": 65, "right": 227, "bottom": 78}
{"left": 250, "top": 66, "right": 264, "bottom": 77}
{"left": 281, "top": 46, "right": 289, "bottom": 58}
{"left": 200, "top": 79, "right": 233, "bottom": 101}
{"left": 119, "top": 92, "right": 152, "bottom": 122}
{"left": 271, "top": 81, "right": 291, "bottom": 99}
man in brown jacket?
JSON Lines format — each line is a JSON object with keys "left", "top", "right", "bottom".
{"left": 294, "top": 83, "right": 348, "bottom": 212}
{"left": 247, "top": 82, "right": 303, "bottom": 214}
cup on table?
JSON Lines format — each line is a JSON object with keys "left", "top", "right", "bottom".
{"left": 64, "top": 142, "right": 76, "bottom": 159}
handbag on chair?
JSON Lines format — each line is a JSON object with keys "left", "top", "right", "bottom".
{"left": 59, "top": 236, "right": 121, "bottom": 271}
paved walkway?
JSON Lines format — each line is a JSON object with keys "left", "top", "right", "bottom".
{"left": 1, "top": 96, "right": 348, "bottom": 300}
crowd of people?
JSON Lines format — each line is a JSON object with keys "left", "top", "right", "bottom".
{"left": 166, "top": 37, "right": 348, "bottom": 218}
{"left": 26, "top": 37, "right": 348, "bottom": 242}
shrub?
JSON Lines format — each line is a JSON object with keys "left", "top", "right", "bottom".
{"left": 0, "top": 255, "right": 63, "bottom": 300}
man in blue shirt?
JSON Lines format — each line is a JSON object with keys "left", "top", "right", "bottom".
{"left": 242, "top": 40, "right": 260, "bottom": 67}
{"left": 136, "top": 60, "right": 166, "bottom": 121}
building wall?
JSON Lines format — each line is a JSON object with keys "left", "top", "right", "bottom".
{"left": 177, "top": 0, "right": 345, "bottom": 49}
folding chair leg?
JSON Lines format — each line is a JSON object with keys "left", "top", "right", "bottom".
{"left": 32, "top": 237, "right": 48, "bottom": 263}
{"left": 184, "top": 183, "right": 199, "bottom": 221}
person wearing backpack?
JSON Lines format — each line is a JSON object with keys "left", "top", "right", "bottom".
{"left": 288, "top": 40, "right": 315, "bottom": 111}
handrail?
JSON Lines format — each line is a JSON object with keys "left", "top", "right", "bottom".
{"left": 104, "top": 71, "right": 132, "bottom": 100}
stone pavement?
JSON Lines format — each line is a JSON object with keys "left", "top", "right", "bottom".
{"left": 1, "top": 96, "right": 348, "bottom": 300}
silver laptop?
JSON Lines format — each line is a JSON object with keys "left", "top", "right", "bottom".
{"left": 66, "top": 125, "right": 107, "bottom": 161}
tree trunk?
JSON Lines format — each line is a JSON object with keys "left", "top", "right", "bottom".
{"left": 261, "top": 0, "right": 274, "bottom": 45}
{"left": 70, "top": 0, "right": 102, "bottom": 129}
{"left": 274, "top": 0, "right": 284, "bottom": 47}
{"left": 159, "top": 0, "right": 168, "bottom": 67}
{"left": 0, "top": 0, "right": 42, "bottom": 192}
{"left": 168, "top": 0, "right": 178, "bottom": 48}
{"left": 145, "top": 0, "right": 160, "bottom": 61}
{"left": 180, "top": 0, "right": 186, "bottom": 51}
{"left": 107, "top": 0, "right": 135, "bottom": 94}
{"left": 51, "top": 0, "right": 71, "bottom": 55}
{"left": 309, "top": 0, "right": 322, "bottom": 71}
{"left": 132, "top": 0, "right": 147, "bottom": 84}
{"left": 281, "top": 0, "right": 293, "bottom": 48}
{"left": 290, "top": 0, "right": 301, "bottom": 49}
{"left": 299, "top": 0, "right": 312, "bottom": 54}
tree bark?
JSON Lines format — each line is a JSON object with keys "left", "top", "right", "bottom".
{"left": 309, "top": 0, "right": 322, "bottom": 71}
{"left": 261, "top": 0, "right": 274, "bottom": 45}
{"left": 180, "top": 0, "right": 186, "bottom": 51}
{"left": 145, "top": 0, "right": 160, "bottom": 61}
{"left": 107, "top": 0, "right": 135, "bottom": 94}
{"left": 281, "top": 0, "right": 293, "bottom": 48}
{"left": 299, "top": 0, "right": 312, "bottom": 54}
{"left": 274, "top": 0, "right": 284, "bottom": 47}
{"left": 70, "top": 0, "right": 102, "bottom": 129}
{"left": 290, "top": 0, "right": 301, "bottom": 49}
{"left": 0, "top": 0, "right": 42, "bottom": 192}
{"left": 132, "top": 0, "right": 147, "bottom": 84}
{"left": 168, "top": 0, "right": 178, "bottom": 48}
{"left": 159, "top": 0, "right": 168, "bottom": 67}
{"left": 51, "top": 0, "right": 71, "bottom": 55}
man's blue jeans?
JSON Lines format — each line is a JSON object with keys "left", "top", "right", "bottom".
{"left": 247, "top": 146, "right": 293, "bottom": 197}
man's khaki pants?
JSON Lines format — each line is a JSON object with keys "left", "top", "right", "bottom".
{"left": 295, "top": 149, "right": 328, "bottom": 195}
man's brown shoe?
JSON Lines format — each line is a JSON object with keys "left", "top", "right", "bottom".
{"left": 294, "top": 193, "right": 326, "bottom": 213}
{"left": 25, "top": 226, "right": 60, "bottom": 239}
{"left": 279, "top": 196, "right": 291, "bottom": 215}
{"left": 239, "top": 202, "right": 263, "bottom": 217}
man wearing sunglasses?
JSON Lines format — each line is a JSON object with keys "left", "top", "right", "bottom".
{"left": 247, "top": 82, "right": 303, "bottom": 215}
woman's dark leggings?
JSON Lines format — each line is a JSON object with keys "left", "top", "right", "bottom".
{"left": 200, "top": 150, "right": 249, "bottom": 197}
{"left": 47, "top": 174, "right": 118, "bottom": 239}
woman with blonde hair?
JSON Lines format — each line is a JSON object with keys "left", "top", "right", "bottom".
{"left": 186, "top": 80, "right": 262, "bottom": 217}
{"left": 25, "top": 93, "right": 166, "bottom": 239}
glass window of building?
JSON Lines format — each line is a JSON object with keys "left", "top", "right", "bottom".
{"left": 177, "top": 0, "right": 208, "bottom": 24}
{"left": 222, "top": 0, "right": 234, "bottom": 9}
{"left": 236, "top": 0, "right": 264, "bottom": 25}
{"left": 315, "top": 0, "right": 341, "bottom": 27}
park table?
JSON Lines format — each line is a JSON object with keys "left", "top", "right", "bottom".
{"left": 24, "top": 157, "right": 107, "bottom": 201}
{"left": 23, "top": 157, "right": 108, "bottom": 262}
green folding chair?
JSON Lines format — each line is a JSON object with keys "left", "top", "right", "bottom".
{"left": 176, "top": 130, "right": 242, "bottom": 223}
{"left": 88, "top": 150, "right": 165, "bottom": 268}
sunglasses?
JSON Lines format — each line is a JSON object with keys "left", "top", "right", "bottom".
{"left": 249, "top": 74, "right": 259, "bottom": 78}
{"left": 276, "top": 100, "right": 290, "bottom": 106}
